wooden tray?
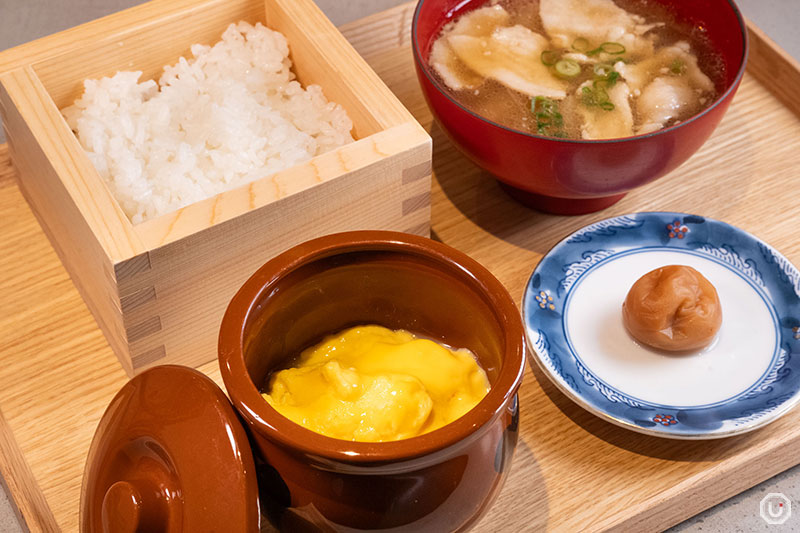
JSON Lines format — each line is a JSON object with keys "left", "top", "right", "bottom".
{"left": 2, "top": 2, "right": 800, "bottom": 531}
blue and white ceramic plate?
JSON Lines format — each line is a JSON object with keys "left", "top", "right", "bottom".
{"left": 523, "top": 212, "right": 800, "bottom": 439}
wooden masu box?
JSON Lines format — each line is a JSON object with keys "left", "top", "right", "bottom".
{"left": 0, "top": 0, "right": 432, "bottom": 375}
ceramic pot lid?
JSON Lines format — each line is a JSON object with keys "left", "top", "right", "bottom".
{"left": 81, "top": 365, "right": 260, "bottom": 532}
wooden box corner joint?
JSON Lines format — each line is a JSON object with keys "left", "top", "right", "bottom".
{"left": 0, "top": 0, "right": 432, "bottom": 376}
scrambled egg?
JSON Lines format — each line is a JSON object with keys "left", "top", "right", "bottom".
{"left": 263, "top": 325, "right": 490, "bottom": 442}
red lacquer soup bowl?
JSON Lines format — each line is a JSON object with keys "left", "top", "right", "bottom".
{"left": 412, "top": 0, "right": 748, "bottom": 215}
{"left": 219, "top": 231, "right": 526, "bottom": 531}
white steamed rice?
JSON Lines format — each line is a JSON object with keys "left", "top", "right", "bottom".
{"left": 62, "top": 21, "right": 354, "bottom": 223}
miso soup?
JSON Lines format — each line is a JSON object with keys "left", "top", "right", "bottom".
{"left": 428, "top": 0, "right": 724, "bottom": 140}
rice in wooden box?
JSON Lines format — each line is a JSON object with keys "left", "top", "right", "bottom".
{"left": 0, "top": 0, "right": 432, "bottom": 375}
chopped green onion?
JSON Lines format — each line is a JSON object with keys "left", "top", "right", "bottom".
{"left": 593, "top": 63, "right": 614, "bottom": 77}
{"left": 532, "top": 98, "right": 562, "bottom": 124}
{"left": 581, "top": 88, "right": 595, "bottom": 107}
{"left": 554, "top": 59, "right": 581, "bottom": 79}
{"left": 670, "top": 59, "right": 685, "bottom": 75}
{"left": 587, "top": 41, "right": 626, "bottom": 56}
{"left": 594, "top": 86, "right": 610, "bottom": 104}
{"left": 581, "top": 84, "right": 615, "bottom": 111}
{"left": 592, "top": 62, "right": 620, "bottom": 88}
{"left": 531, "top": 96, "right": 566, "bottom": 137}
{"left": 600, "top": 42, "right": 626, "bottom": 54}
{"left": 593, "top": 71, "right": 620, "bottom": 89}
{"left": 572, "top": 37, "right": 589, "bottom": 52}
{"left": 541, "top": 50, "right": 559, "bottom": 66}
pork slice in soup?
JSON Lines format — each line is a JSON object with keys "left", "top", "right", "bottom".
{"left": 429, "top": 4, "right": 510, "bottom": 90}
{"left": 577, "top": 80, "right": 634, "bottom": 139}
{"left": 433, "top": 5, "right": 567, "bottom": 98}
{"left": 539, "top": 0, "right": 661, "bottom": 57}
{"left": 448, "top": 25, "right": 567, "bottom": 98}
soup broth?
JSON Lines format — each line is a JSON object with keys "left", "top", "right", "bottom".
{"left": 428, "top": 0, "right": 724, "bottom": 140}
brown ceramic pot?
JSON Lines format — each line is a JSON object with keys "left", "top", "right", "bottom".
{"left": 219, "top": 231, "right": 526, "bottom": 531}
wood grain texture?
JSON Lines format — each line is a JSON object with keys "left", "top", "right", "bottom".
{"left": 135, "top": 122, "right": 431, "bottom": 249}
{"left": 0, "top": 408, "right": 59, "bottom": 533}
{"left": 0, "top": 0, "right": 431, "bottom": 375}
{"left": 0, "top": 141, "right": 133, "bottom": 533}
{"left": 1, "top": 4, "right": 800, "bottom": 533}
{"left": 0, "top": 68, "right": 136, "bottom": 375}
{"left": 125, "top": 129, "right": 432, "bottom": 373}
{"left": 745, "top": 21, "right": 800, "bottom": 118}
{"left": 0, "top": 67, "right": 142, "bottom": 261}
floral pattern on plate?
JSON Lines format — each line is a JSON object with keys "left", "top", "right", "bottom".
{"left": 523, "top": 212, "right": 800, "bottom": 439}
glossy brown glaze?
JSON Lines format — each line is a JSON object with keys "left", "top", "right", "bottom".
{"left": 81, "top": 366, "right": 260, "bottom": 532}
{"left": 219, "top": 231, "right": 526, "bottom": 530}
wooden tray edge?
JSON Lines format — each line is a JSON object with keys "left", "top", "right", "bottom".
{"left": 607, "top": 431, "right": 800, "bottom": 531}
{"left": 2, "top": 6, "right": 800, "bottom": 533}
{"left": 0, "top": 408, "right": 59, "bottom": 533}
{"left": 745, "top": 19, "right": 800, "bottom": 117}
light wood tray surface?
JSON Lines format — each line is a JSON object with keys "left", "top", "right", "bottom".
{"left": 2, "top": 2, "right": 800, "bottom": 531}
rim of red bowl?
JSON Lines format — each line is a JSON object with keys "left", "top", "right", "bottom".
{"left": 411, "top": 0, "right": 749, "bottom": 144}
{"left": 219, "top": 231, "right": 526, "bottom": 464}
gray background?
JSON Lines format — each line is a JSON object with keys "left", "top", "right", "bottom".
{"left": 0, "top": 0, "right": 798, "bottom": 531}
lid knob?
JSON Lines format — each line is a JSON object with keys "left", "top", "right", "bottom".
{"left": 101, "top": 481, "right": 144, "bottom": 533}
